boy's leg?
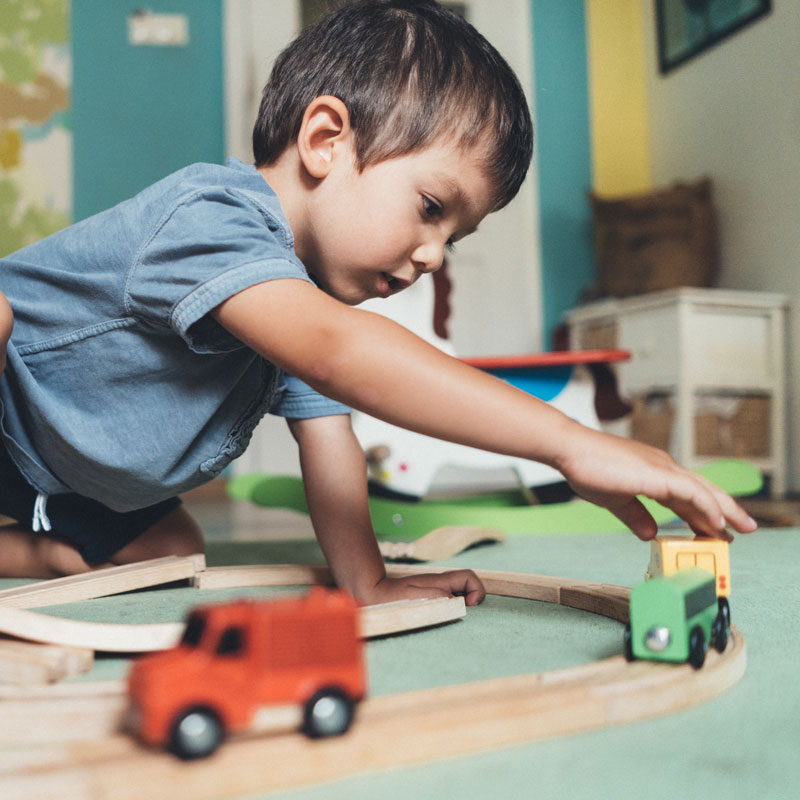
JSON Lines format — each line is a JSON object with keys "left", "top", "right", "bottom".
{"left": 106, "top": 504, "right": 204, "bottom": 565}
{"left": 0, "top": 505, "right": 204, "bottom": 579}
{"left": 0, "top": 290, "right": 12, "bottom": 375}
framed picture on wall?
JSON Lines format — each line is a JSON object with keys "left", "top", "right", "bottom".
{"left": 656, "top": 0, "right": 772, "bottom": 74}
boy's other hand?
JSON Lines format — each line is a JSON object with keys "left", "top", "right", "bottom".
{"left": 556, "top": 427, "right": 758, "bottom": 542}
{"left": 361, "top": 569, "right": 486, "bottom": 607}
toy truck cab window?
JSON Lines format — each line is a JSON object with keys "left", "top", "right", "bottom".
{"left": 181, "top": 613, "right": 206, "bottom": 647}
{"left": 216, "top": 626, "right": 246, "bottom": 656}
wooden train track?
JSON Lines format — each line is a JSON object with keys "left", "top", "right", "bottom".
{"left": 0, "top": 561, "right": 747, "bottom": 800}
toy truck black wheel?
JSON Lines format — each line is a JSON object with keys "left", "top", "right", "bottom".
{"left": 302, "top": 688, "right": 354, "bottom": 739}
{"left": 712, "top": 612, "right": 728, "bottom": 653}
{"left": 688, "top": 625, "right": 707, "bottom": 669}
{"left": 718, "top": 596, "right": 731, "bottom": 627}
{"left": 623, "top": 624, "right": 634, "bottom": 662}
{"left": 168, "top": 706, "right": 224, "bottom": 760}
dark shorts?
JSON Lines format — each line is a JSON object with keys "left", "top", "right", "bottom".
{"left": 0, "top": 441, "right": 181, "bottom": 565}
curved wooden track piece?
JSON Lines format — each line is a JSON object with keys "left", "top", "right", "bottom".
{"left": 0, "top": 565, "right": 746, "bottom": 800}
{"left": 0, "top": 583, "right": 464, "bottom": 652}
{"left": 378, "top": 526, "right": 506, "bottom": 562}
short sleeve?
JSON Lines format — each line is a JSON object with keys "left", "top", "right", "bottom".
{"left": 271, "top": 374, "right": 351, "bottom": 419}
{"left": 126, "top": 187, "right": 311, "bottom": 353}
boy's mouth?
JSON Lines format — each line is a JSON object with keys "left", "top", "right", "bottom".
{"left": 380, "top": 273, "right": 410, "bottom": 297}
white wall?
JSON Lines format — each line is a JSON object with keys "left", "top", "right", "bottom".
{"left": 642, "top": 1, "right": 800, "bottom": 491}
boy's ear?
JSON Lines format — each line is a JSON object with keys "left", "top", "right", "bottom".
{"left": 296, "top": 95, "right": 353, "bottom": 179}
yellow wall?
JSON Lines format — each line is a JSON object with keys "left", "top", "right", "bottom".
{"left": 585, "top": 0, "right": 652, "bottom": 196}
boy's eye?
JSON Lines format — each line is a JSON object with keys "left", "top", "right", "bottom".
{"left": 422, "top": 196, "right": 443, "bottom": 218}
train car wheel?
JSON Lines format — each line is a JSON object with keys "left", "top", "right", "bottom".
{"left": 718, "top": 597, "right": 731, "bottom": 627}
{"left": 688, "top": 626, "right": 707, "bottom": 669}
{"left": 623, "top": 624, "right": 634, "bottom": 661}
{"left": 713, "top": 613, "right": 728, "bottom": 653}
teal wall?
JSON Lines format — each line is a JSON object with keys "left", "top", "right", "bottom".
{"left": 71, "top": 0, "right": 224, "bottom": 221}
{"left": 530, "top": 0, "right": 594, "bottom": 347}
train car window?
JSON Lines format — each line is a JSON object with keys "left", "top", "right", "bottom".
{"left": 677, "top": 553, "right": 696, "bottom": 569}
{"left": 684, "top": 579, "right": 716, "bottom": 619}
{"left": 696, "top": 553, "right": 716, "bottom": 574}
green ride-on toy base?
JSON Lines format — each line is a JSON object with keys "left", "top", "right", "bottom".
{"left": 226, "top": 459, "right": 763, "bottom": 540}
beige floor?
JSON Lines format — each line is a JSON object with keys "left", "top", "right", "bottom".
{"left": 182, "top": 480, "right": 315, "bottom": 542}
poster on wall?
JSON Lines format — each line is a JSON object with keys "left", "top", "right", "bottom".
{"left": 656, "top": 0, "right": 772, "bottom": 74}
{"left": 0, "top": 0, "right": 71, "bottom": 257}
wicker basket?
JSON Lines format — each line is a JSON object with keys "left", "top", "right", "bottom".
{"left": 631, "top": 393, "right": 770, "bottom": 458}
{"left": 576, "top": 321, "right": 618, "bottom": 351}
{"left": 590, "top": 178, "right": 718, "bottom": 298}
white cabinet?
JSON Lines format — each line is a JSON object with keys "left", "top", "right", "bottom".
{"left": 566, "top": 288, "right": 789, "bottom": 497}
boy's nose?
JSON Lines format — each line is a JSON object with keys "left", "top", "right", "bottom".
{"left": 411, "top": 241, "right": 445, "bottom": 274}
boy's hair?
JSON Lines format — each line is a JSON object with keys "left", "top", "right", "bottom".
{"left": 253, "top": 0, "right": 533, "bottom": 211}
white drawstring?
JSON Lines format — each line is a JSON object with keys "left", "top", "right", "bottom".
{"left": 32, "top": 492, "right": 52, "bottom": 532}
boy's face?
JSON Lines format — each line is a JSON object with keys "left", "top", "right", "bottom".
{"left": 301, "top": 139, "right": 494, "bottom": 305}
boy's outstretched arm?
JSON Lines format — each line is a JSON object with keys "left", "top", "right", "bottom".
{"left": 286, "top": 414, "right": 485, "bottom": 605}
{"left": 214, "top": 279, "right": 757, "bottom": 542}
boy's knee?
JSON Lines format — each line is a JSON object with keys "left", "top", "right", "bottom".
{"left": 111, "top": 506, "right": 205, "bottom": 565}
{"left": 37, "top": 536, "right": 96, "bottom": 577}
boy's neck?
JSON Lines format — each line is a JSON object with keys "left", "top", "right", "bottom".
{"left": 257, "top": 156, "right": 315, "bottom": 267}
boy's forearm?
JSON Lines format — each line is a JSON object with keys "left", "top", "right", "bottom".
{"left": 288, "top": 416, "right": 387, "bottom": 599}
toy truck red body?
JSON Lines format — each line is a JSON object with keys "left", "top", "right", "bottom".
{"left": 127, "top": 588, "right": 366, "bottom": 758}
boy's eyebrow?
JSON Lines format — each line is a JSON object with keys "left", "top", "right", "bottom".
{"left": 433, "top": 173, "right": 469, "bottom": 208}
{"left": 431, "top": 174, "right": 482, "bottom": 232}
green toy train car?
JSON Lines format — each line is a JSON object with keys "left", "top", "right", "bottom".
{"left": 624, "top": 567, "right": 729, "bottom": 669}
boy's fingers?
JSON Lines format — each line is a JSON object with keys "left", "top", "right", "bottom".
{"left": 696, "top": 476, "right": 758, "bottom": 533}
{"left": 410, "top": 570, "right": 486, "bottom": 606}
{"left": 650, "top": 470, "right": 726, "bottom": 539}
{"left": 657, "top": 472, "right": 755, "bottom": 540}
{"left": 607, "top": 497, "right": 658, "bottom": 541}
{"left": 393, "top": 584, "right": 451, "bottom": 602}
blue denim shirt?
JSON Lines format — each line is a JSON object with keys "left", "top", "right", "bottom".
{"left": 0, "top": 158, "right": 348, "bottom": 511}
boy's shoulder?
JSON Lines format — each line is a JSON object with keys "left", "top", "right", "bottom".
{"left": 128, "top": 158, "right": 296, "bottom": 254}
{"left": 144, "top": 158, "right": 283, "bottom": 217}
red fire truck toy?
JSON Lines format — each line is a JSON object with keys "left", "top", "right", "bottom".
{"left": 127, "top": 588, "right": 367, "bottom": 759}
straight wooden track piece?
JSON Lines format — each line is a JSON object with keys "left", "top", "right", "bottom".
{"left": 360, "top": 596, "right": 466, "bottom": 637}
{"left": 378, "top": 526, "right": 505, "bottom": 561}
{"left": 0, "top": 555, "right": 206, "bottom": 609}
{"left": 0, "top": 639, "right": 93, "bottom": 685}
{"left": 193, "top": 563, "right": 332, "bottom": 590}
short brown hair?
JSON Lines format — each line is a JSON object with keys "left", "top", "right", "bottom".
{"left": 252, "top": 0, "right": 533, "bottom": 211}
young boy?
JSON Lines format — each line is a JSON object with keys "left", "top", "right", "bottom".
{"left": 0, "top": 0, "right": 755, "bottom": 601}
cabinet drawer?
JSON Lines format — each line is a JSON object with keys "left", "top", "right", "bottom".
{"left": 685, "top": 306, "right": 777, "bottom": 387}
{"left": 616, "top": 305, "right": 680, "bottom": 393}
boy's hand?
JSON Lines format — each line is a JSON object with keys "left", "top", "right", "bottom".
{"left": 556, "top": 426, "right": 758, "bottom": 542}
{"left": 361, "top": 570, "right": 486, "bottom": 607}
